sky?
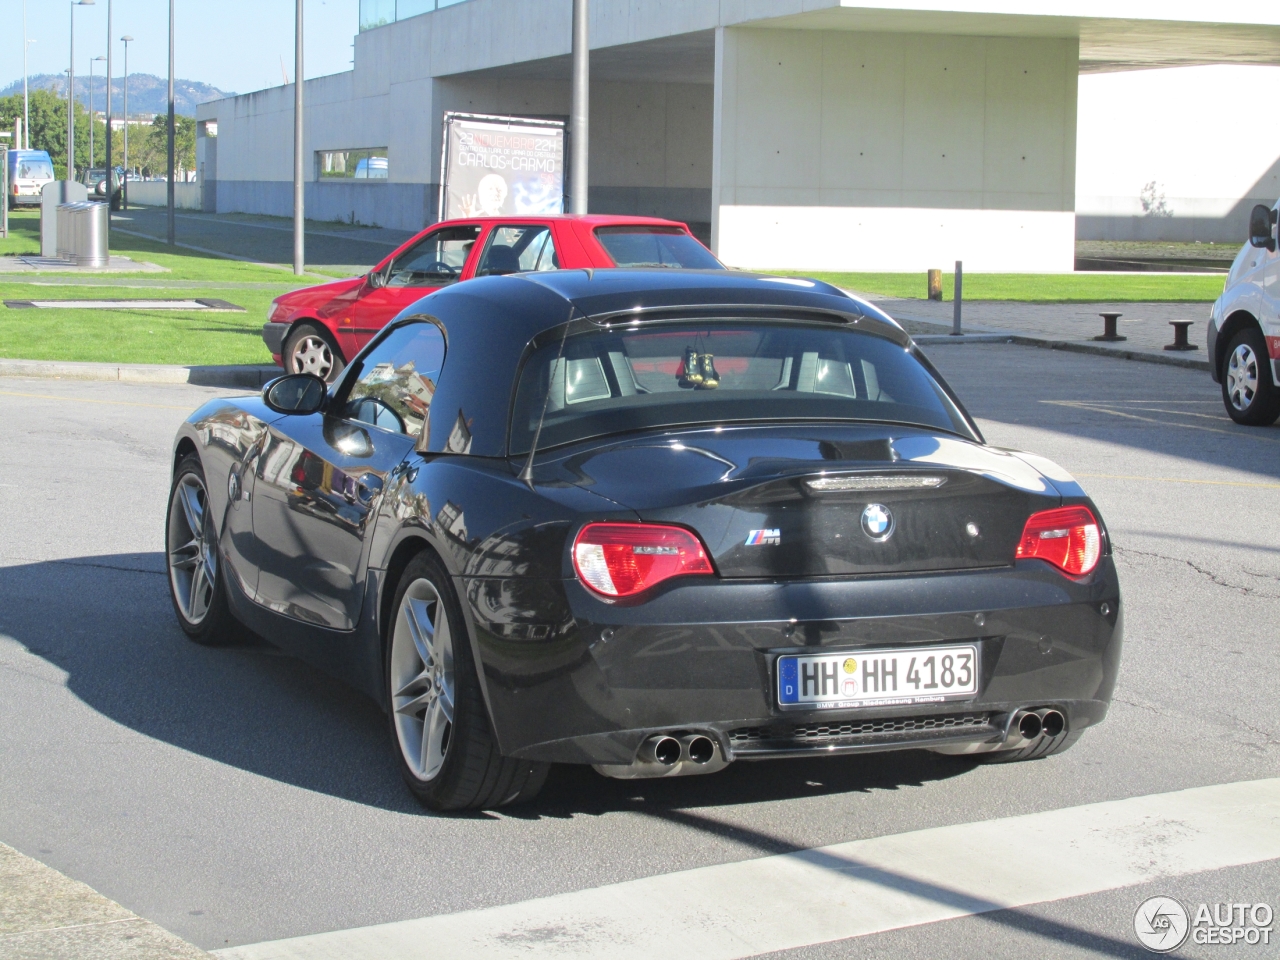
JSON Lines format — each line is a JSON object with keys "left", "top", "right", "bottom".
{"left": 6, "top": 0, "right": 360, "bottom": 95}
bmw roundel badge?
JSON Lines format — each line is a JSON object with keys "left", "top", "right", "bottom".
{"left": 861, "top": 503, "right": 894, "bottom": 541}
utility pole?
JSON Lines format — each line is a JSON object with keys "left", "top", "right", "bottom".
{"left": 570, "top": 0, "right": 588, "bottom": 214}
{"left": 167, "top": 0, "right": 175, "bottom": 245}
{"left": 89, "top": 56, "right": 104, "bottom": 169}
{"left": 293, "top": 0, "right": 305, "bottom": 275}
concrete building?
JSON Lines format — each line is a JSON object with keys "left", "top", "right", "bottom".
{"left": 197, "top": 1, "right": 1280, "bottom": 272}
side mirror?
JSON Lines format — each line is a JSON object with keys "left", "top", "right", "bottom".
{"left": 263, "top": 374, "right": 327, "bottom": 415}
{"left": 1248, "top": 204, "right": 1276, "bottom": 251}
{"left": 368, "top": 265, "right": 389, "bottom": 289}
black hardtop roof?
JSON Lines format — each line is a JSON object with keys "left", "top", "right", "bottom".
{"left": 403, "top": 270, "right": 910, "bottom": 458}
{"left": 415, "top": 268, "right": 904, "bottom": 344}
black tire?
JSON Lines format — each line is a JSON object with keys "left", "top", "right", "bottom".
{"left": 1221, "top": 326, "right": 1280, "bottom": 426}
{"left": 386, "top": 550, "right": 549, "bottom": 811}
{"left": 974, "top": 729, "right": 1083, "bottom": 764}
{"left": 284, "top": 322, "right": 346, "bottom": 384}
{"left": 165, "top": 455, "right": 242, "bottom": 646}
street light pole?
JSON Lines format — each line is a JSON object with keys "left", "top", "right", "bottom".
{"left": 68, "top": 0, "right": 96, "bottom": 181}
{"left": 89, "top": 56, "right": 104, "bottom": 170}
{"left": 570, "top": 0, "right": 588, "bottom": 214}
{"left": 293, "top": 0, "right": 304, "bottom": 275}
{"left": 167, "top": 0, "right": 175, "bottom": 245}
{"left": 105, "top": 0, "right": 113, "bottom": 206}
{"left": 23, "top": 0, "right": 31, "bottom": 149}
{"left": 121, "top": 36, "right": 132, "bottom": 211}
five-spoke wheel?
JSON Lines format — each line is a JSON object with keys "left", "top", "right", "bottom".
{"left": 390, "top": 578, "right": 456, "bottom": 782}
{"left": 166, "top": 455, "right": 238, "bottom": 644}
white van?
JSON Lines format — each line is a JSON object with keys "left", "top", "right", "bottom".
{"left": 1208, "top": 203, "right": 1280, "bottom": 425}
{"left": 6, "top": 149, "right": 55, "bottom": 208}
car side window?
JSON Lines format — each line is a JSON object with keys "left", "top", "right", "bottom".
{"left": 475, "top": 225, "right": 559, "bottom": 277}
{"left": 386, "top": 226, "right": 481, "bottom": 288}
{"left": 344, "top": 322, "right": 446, "bottom": 438}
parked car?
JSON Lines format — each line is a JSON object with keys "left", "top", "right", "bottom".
{"left": 6, "top": 149, "right": 55, "bottom": 208}
{"left": 81, "top": 167, "right": 124, "bottom": 209}
{"left": 171, "top": 270, "right": 1122, "bottom": 810}
{"left": 261, "top": 215, "right": 724, "bottom": 382}
{"left": 1207, "top": 201, "right": 1280, "bottom": 425}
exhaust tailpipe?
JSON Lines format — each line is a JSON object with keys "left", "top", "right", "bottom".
{"left": 638, "top": 735, "right": 681, "bottom": 766}
{"left": 680, "top": 734, "right": 715, "bottom": 764}
{"left": 1004, "top": 709, "right": 1043, "bottom": 747}
{"left": 1038, "top": 709, "right": 1066, "bottom": 738}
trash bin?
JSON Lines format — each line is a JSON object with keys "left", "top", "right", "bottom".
{"left": 55, "top": 201, "right": 109, "bottom": 267}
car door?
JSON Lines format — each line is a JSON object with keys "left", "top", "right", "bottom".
{"left": 473, "top": 223, "right": 561, "bottom": 277}
{"left": 353, "top": 224, "right": 482, "bottom": 349}
{"left": 251, "top": 321, "right": 448, "bottom": 630}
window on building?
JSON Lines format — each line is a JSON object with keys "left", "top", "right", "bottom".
{"left": 317, "top": 148, "right": 389, "bottom": 180}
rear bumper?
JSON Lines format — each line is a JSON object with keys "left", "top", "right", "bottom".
{"left": 462, "top": 558, "right": 1123, "bottom": 765}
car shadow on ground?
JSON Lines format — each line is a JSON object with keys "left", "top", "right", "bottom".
{"left": 1, "top": 553, "right": 979, "bottom": 819}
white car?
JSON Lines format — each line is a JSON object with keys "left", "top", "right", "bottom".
{"left": 1208, "top": 203, "right": 1280, "bottom": 425}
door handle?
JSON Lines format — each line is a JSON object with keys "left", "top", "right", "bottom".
{"left": 354, "top": 473, "right": 384, "bottom": 505}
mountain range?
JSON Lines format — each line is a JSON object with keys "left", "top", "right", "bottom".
{"left": 0, "top": 73, "right": 235, "bottom": 117}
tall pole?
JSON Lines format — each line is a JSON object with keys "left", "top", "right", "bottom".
{"left": 105, "top": 0, "right": 112, "bottom": 204}
{"left": 293, "top": 0, "right": 304, "bottom": 275}
{"left": 122, "top": 36, "right": 132, "bottom": 211}
{"left": 88, "top": 58, "right": 94, "bottom": 168}
{"left": 68, "top": 3, "right": 75, "bottom": 179}
{"left": 23, "top": 0, "right": 30, "bottom": 149}
{"left": 167, "top": 0, "right": 175, "bottom": 245}
{"left": 570, "top": 0, "right": 588, "bottom": 214}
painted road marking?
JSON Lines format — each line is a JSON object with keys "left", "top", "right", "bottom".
{"left": 216, "top": 777, "right": 1280, "bottom": 960}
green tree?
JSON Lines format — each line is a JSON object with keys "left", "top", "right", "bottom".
{"left": 0, "top": 88, "right": 112, "bottom": 178}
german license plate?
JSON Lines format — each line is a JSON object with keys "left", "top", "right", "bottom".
{"left": 776, "top": 644, "right": 979, "bottom": 710}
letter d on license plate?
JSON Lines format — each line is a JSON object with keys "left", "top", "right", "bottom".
{"left": 777, "top": 644, "right": 979, "bottom": 710}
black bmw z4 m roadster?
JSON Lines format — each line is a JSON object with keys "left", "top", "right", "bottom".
{"left": 166, "top": 270, "right": 1122, "bottom": 810}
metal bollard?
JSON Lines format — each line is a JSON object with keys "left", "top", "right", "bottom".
{"left": 1094, "top": 312, "right": 1126, "bottom": 342}
{"left": 951, "top": 261, "right": 963, "bottom": 335}
{"left": 1164, "top": 321, "right": 1197, "bottom": 351}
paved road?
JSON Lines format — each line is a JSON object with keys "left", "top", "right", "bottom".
{"left": 0, "top": 344, "right": 1277, "bottom": 958}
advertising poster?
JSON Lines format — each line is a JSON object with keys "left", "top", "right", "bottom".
{"left": 440, "top": 113, "right": 566, "bottom": 220}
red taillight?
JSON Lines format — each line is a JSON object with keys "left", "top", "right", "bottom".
{"left": 1016, "top": 506, "right": 1101, "bottom": 576}
{"left": 573, "top": 523, "right": 715, "bottom": 597}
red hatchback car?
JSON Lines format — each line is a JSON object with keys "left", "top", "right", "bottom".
{"left": 262, "top": 214, "right": 722, "bottom": 381}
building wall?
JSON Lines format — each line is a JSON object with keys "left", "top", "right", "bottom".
{"left": 203, "top": 68, "right": 712, "bottom": 234}
{"left": 712, "top": 28, "right": 1079, "bottom": 272}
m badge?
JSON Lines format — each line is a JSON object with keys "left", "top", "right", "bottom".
{"left": 745, "top": 529, "right": 781, "bottom": 546}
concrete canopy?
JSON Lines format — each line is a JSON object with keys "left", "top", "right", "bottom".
{"left": 200, "top": 0, "right": 1280, "bottom": 271}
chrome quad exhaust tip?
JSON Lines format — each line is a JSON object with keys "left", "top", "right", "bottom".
{"left": 594, "top": 732, "right": 731, "bottom": 779}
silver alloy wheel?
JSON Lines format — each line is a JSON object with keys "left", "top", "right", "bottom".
{"left": 291, "top": 333, "right": 334, "bottom": 380}
{"left": 390, "top": 578, "right": 456, "bottom": 782}
{"left": 167, "top": 473, "right": 217, "bottom": 625}
{"left": 1226, "top": 342, "right": 1259, "bottom": 411}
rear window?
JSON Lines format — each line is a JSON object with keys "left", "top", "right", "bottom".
{"left": 595, "top": 226, "right": 721, "bottom": 269}
{"left": 510, "top": 322, "right": 973, "bottom": 454}
{"left": 16, "top": 157, "right": 54, "bottom": 180}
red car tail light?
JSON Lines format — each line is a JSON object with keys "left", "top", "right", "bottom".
{"left": 573, "top": 523, "right": 715, "bottom": 597}
{"left": 1016, "top": 506, "right": 1101, "bottom": 576}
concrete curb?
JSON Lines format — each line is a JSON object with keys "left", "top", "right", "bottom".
{"left": 902, "top": 317, "right": 1210, "bottom": 371}
{"left": 0, "top": 841, "right": 211, "bottom": 958}
{"left": 0, "top": 358, "right": 281, "bottom": 388}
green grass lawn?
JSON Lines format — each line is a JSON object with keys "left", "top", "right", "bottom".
{"left": 777, "top": 270, "right": 1226, "bottom": 302}
{"left": 2, "top": 211, "right": 318, "bottom": 365}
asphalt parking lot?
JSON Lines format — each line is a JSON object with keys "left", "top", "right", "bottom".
{"left": 1, "top": 342, "right": 1278, "bottom": 959}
